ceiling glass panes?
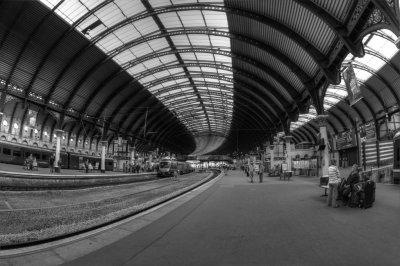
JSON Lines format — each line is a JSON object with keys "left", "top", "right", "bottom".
{"left": 39, "top": 0, "right": 233, "bottom": 152}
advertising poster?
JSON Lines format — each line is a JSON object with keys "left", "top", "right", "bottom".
{"left": 28, "top": 109, "right": 37, "bottom": 128}
{"left": 343, "top": 64, "right": 363, "bottom": 106}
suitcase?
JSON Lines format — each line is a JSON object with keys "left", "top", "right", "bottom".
{"left": 361, "top": 180, "right": 375, "bottom": 209}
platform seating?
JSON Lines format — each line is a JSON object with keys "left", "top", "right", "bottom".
{"left": 320, "top": 176, "right": 329, "bottom": 196}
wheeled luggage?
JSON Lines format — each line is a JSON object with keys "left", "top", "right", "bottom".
{"left": 361, "top": 180, "right": 375, "bottom": 209}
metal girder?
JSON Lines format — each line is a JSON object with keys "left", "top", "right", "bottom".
{"left": 333, "top": 102, "right": 356, "bottom": 126}
{"left": 5, "top": 1, "right": 61, "bottom": 108}
{"left": 141, "top": 0, "right": 212, "bottom": 133}
{"left": 79, "top": 38, "right": 314, "bottom": 120}
{"left": 127, "top": 91, "right": 273, "bottom": 143}
{"left": 123, "top": 44, "right": 313, "bottom": 90}
{"left": 294, "top": 0, "right": 365, "bottom": 57}
{"left": 87, "top": 4, "right": 337, "bottom": 83}
{"left": 128, "top": 87, "right": 272, "bottom": 145}
{"left": 370, "top": 0, "right": 400, "bottom": 35}
{"left": 326, "top": 109, "right": 346, "bottom": 131}
{"left": 0, "top": 0, "right": 25, "bottom": 48}
{"left": 301, "top": 124, "right": 318, "bottom": 144}
{"left": 131, "top": 50, "right": 304, "bottom": 101}
{"left": 360, "top": 98, "right": 377, "bottom": 121}
{"left": 365, "top": 48, "right": 400, "bottom": 74}
{"left": 358, "top": 81, "right": 385, "bottom": 111}
{"left": 290, "top": 133, "right": 301, "bottom": 144}
{"left": 342, "top": 99, "right": 366, "bottom": 124}
{"left": 299, "top": 124, "right": 316, "bottom": 144}
{"left": 137, "top": 76, "right": 280, "bottom": 124}
{"left": 143, "top": 73, "right": 288, "bottom": 116}
{"left": 23, "top": 0, "right": 112, "bottom": 101}
{"left": 139, "top": 61, "right": 300, "bottom": 110}
{"left": 295, "top": 127, "right": 313, "bottom": 143}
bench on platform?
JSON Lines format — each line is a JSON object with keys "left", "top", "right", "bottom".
{"left": 320, "top": 176, "right": 329, "bottom": 197}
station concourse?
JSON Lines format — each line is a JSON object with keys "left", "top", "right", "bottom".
{"left": 1, "top": 0, "right": 400, "bottom": 265}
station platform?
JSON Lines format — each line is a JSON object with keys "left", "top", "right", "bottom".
{"left": 1, "top": 170, "right": 400, "bottom": 266}
{"left": 0, "top": 162, "right": 149, "bottom": 176}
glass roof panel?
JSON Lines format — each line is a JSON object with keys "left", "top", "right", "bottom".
{"left": 203, "top": 10, "right": 229, "bottom": 28}
{"left": 178, "top": 11, "right": 206, "bottom": 27}
{"left": 39, "top": 0, "right": 233, "bottom": 147}
{"left": 158, "top": 12, "right": 183, "bottom": 29}
{"left": 188, "top": 35, "right": 211, "bottom": 46}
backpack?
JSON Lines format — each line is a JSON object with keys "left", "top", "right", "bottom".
{"left": 348, "top": 192, "right": 360, "bottom": 208}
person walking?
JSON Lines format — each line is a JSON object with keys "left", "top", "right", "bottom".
{"left": 327, "top": 160, "right": 341, "bottom": 208}
{"left": 249, "top": 163, "right": 254, "bottom": 183}
{"left": 259, "top": 164, "right": 264, "bottom": 183}
{"left": 49, "top": 153, "right": 55, "bottom": 173}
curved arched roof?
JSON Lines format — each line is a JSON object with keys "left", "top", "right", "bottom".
{"left": 0, "top": 0, "right": 399, "bottom": 154}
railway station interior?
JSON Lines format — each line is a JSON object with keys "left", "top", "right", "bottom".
{"left": 1, "top": 0, "right": 400, "bottom": 265}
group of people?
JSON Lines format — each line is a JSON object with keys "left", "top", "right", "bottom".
{"left": 327, "top": 160, "right": 361, "bottom": 208}
{"left": 24, "top": 153, "right": 38, "bottom": 171}
{"left": 244, "top": 164, "right": 264, "bottom": 183}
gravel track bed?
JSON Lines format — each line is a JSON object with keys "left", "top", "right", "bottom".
{"left": 0, "top": 172, "right": 214, "bottom": 247}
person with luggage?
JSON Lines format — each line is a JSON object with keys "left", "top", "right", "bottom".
{"left": 340, "top": 164, "right": 360, "bottom": 206}
{"left": 327, "top": 160, "right": 341, "bottom": 208}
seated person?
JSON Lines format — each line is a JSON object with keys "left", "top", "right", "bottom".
{"left": 340, "top": 164, "right": 360, "bottom": 205}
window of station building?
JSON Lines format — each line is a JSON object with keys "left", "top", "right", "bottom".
{"left": 42, "top": 154, "right": 48, "bottom": 160}
{"left": 3, "top": 148, "right": 11, "bottom": 155}
{"left": 12, "top": 150, "right": 21, "bottom": 157}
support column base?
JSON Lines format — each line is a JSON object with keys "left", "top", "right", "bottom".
{"left": 101, "top": 169, "right": 106, "bottom": 173}
{"left": 55, "top": 167, "right": 60, "bottom": 173}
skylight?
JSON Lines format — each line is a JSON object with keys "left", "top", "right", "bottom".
{"left": 38, "top": 0, "right": 233, "bottom": 147}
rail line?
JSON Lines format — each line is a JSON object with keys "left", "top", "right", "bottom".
{"left": 0, "top": 170, "right": 220, "bottom": 250}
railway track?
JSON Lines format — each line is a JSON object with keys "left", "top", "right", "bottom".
{"left": 0, "top": 172, "right": 157, "bottom": 191}
{"left": 0, "top": 170, "right": 220, "bottom": 250}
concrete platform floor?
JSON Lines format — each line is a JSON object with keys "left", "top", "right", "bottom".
{"left": 1, "top": 170, "right": 400, "bottom": 266}
{"left": 0, "top": 162, "right": 151, "bottom": 176}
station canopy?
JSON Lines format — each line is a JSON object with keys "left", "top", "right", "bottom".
{"left": 39, "top": 0, "right": 233, "bottom": 155}
{"left": 1, "top": 0, "right": 400, "bottom": 155}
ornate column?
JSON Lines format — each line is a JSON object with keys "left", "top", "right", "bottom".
{"left": 101, "top": 140, "right": 108, "bottom": 173}
{"left": 284, "top": 136, "right": 293, "bottom": 172}
{"left": 317, "top": 115, "right": 330, "bottom": 177}
{"left": 54, "top": 129, "right": 64, "bottom": 173}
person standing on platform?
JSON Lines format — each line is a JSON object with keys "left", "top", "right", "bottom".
{"left": 259, "top": 164, "right": 264, "bottom": 183}
{"left": 249, "top": 163, "right": 254, "bottom": 183}
{"left": 327, "top": 160, "right": 341, "bottom": 208}
{"left": 57, "top": 159, "right": 62, "bottom": 173}
{"left": 49, "top": 153, "right": 55, "bottom": 173}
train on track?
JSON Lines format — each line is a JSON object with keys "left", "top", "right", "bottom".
{"left": 0, "top": 140, "right": 114, "bottom": 171}
{"left": 158, "top": 158, "right": 194, "bottom": 177}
